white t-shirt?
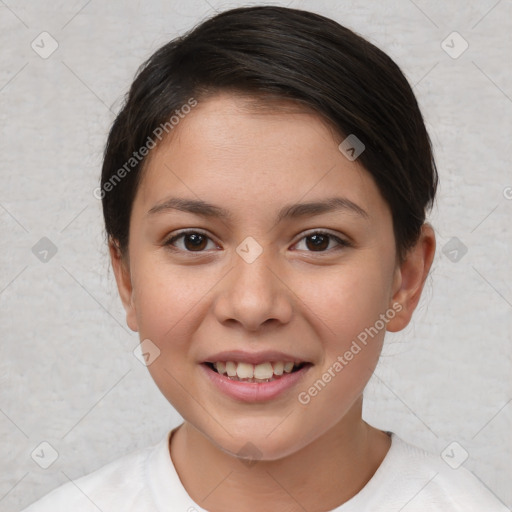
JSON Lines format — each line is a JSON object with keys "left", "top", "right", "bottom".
{"left": 21, "top": 428, "right": 508, "bottom": 511}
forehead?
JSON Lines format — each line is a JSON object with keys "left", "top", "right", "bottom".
{"left": 135, "top": 93, "right": 389, "bottom": 223}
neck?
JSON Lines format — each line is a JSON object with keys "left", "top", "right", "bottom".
{"left": 170, "top": 398, "right": 391, "bottom": 512}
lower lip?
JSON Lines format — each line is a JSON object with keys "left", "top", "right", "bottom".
{"left": 200, "top": 363, "right": 312, "bottom": 402}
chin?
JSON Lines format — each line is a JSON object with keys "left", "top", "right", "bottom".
{"left": 205, "top": 422, "right": 312, "bottom": 463}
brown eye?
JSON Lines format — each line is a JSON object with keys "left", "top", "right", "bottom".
{"left": 165, "top": 231, "right": 216, "bottom": 252}
{"left": 182, "top": 233, "right": 207, "bottom": 251}
{"left": 294, "top": 231, "right": 349, "bottom": 253}
{"left": 305, "top": 233, "right": 330, "bottom": 251}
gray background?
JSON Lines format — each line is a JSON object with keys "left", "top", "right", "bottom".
{"left": 1, "top": 0, "right": 511, "bottom": 510}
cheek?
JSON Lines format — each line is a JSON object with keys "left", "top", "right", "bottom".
{"left": 295, "top": 259, "right": 393, "bottom": 347}
{"left": 132, "top": 257, "right": 213, "bottom": 338}
{"left": 292, "top": 265, "right": 391, "bottom": 429}
{"left": 131, "top": 261, "right": 208, "bottom": 409}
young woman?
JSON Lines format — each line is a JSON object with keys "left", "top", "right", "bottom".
{"left": 22, "top": 6, "right": 507, "bottom": 511}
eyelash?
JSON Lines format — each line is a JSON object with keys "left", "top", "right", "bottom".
{"left": 163, "top": 229, "right": 351, "bottom": 255}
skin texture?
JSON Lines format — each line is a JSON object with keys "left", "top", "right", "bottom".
{"left": 110, "top": 93, "right": 436, "bottom": 512}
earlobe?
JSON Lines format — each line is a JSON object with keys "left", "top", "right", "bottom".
{"left": 386, "top": 224, "right": 436, "bottom": 333}
{"left": 109, "top": 239, "right": 139, "bottom": 332}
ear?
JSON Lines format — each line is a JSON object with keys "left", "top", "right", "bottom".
{"left": 386, "top": 223, "right": 436, "bottom": 332}
{"left": 109, "top": 238, "right": 139, "bottom": 332}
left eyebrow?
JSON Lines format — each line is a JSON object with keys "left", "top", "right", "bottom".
{"left": 276, "top": 197, "right": 369, "bottom": 222}
{"left": 146, "top": 196, "right": 369, "bottom": 223}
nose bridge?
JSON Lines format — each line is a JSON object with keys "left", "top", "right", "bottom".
{"left": 231, "top": 241, "right": 279, "bottom": 305}
{"left": 236, "top": 246, "right": 274, "bottom": 290}
{"left": 213, "top": 239, "right": 293, "bottom": 329}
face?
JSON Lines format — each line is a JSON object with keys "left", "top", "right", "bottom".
{"left": 112, "top": 93, "right": 430, "bottom": 461}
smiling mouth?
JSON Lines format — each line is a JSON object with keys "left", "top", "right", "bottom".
{"left": 203, "top": 361, "right": 310, "bottom": 383}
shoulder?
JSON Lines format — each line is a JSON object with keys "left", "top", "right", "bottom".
{"left": 373, "top": 434, "right": 508, "bottom": 511}
{"left": 20, "top": 442, "right": 157, "bottom": 512}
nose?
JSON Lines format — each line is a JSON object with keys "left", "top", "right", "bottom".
{"left": 212, "top": 249, "right": 293, "bottom": 332}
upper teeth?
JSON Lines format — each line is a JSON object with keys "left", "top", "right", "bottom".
{"left": 213, "top": 361, "right": 296, "bottom": 380}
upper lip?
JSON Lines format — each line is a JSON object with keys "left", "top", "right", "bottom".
{"left": 202, "top": 350, "right": 309, "bottom": 365}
